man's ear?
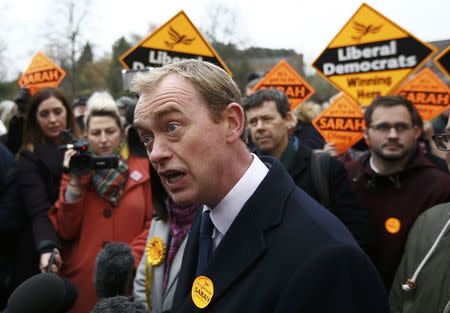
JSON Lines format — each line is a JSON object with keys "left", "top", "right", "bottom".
{"left": 223, "top": 102, "right": 245, "bottom": 143}
{"left": 284, "top": 111, "right": 297, "bottom": 131}
{"left": 364, "top": 129, "right": 370, "bottom": 147}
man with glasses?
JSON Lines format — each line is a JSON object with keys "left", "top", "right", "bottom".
{"left": 346, "top": 95, "right": 450, "bottom": 291}
{"left": 389, "top": 128, "right": 450, "bottom": 313}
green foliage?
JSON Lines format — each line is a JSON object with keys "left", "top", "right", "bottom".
{"left": 0, "top": 79, "right": 19, "bottom": 100}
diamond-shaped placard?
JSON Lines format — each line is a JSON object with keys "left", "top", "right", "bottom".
{"left": 252, "top": 60, "right": 315, "bottom": 110}
{"left": 313, "top": 3, "right": 436, "bottom": 107}
{"left": 18, "top": 52, "right": 66, "bottom": 93}
{"left": 395, "top": 68, "right": 450, "bottom": 121}
{"left": 119, "top": 10, "right": 232, "bottom": 75}
{"left": 312, "top": 93, "right": 365, "bottom": 153}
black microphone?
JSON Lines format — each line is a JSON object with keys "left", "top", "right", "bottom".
{"left": 4, "top": 273, "right": 77, "bottom": 313}
{"left": 94, "top": 242, "right": 135, "bottom": 299}
{"left": 91, "top": 296, "right": 148, "bottom": 313}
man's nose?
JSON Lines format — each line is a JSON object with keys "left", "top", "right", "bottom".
{"left": 255, "top": 119, "right": 265, "bottom": 130}
{"left": 149, "top": 137, "right": 171, "bottom": 164}
{"left": 100, "top": 132, "right": 108, "bottom": 142}
{"left": 387, "top": 127, "right": 399, "bottom": 138}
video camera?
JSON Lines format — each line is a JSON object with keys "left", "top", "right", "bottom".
{"left": 58, "top": 130, "right": 119, "bottom": 171}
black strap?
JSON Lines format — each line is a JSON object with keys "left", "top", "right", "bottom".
{"left": 310, "top": 151, "right": 331, "bottom": 209}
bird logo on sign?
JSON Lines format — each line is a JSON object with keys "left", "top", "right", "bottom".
{"left": 165, "top": 26, "right": 195, "bottom": 48}
{"left": 352, "top": 21, "right": 382, "bottom": 42}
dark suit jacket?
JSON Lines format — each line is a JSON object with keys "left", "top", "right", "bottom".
{"left": 288, "top": 143, "right": 373, "bottom": 253}
{"left": 172, "top": 157, "right": 389, "bottom": 313}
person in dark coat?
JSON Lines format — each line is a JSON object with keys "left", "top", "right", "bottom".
{"left": 0, "top": 142, "right": 22, "bottom": 308}
{"left": 243, "top": 88, "right": 373, "bottom": 253}
{"left": 346, "top": 95, "right": 450, "bottom": 290}
{"left": 10, "top": 88, "right": 80, "bottom": 291}
{"left": 131, "top": 60, "right": 389, "bottom": 313}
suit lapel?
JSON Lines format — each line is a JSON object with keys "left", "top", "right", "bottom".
{"left": 174, "top": 158, "right": 296, "bottom": 312}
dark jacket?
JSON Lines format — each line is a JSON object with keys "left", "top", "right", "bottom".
{"left": 292, "top": 121, "right": 325, "bottom": 149}
{"left": 172, "top": 157, "right": 389, "bottom": 313}
{"left": 346, "top": 150, "right": 450, "bottom": 290}
{"left": 287, "top": 142, "right": 373, "bottom": 253}
{"left": 0, "top": 143, "right": 21, "bottom": 307}
{"left": 10, "top": 141, "right": 63, "bottom": 290}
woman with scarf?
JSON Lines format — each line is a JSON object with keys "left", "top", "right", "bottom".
{"left": 133, "top": 164, "right": 200, "bottom": 313}
{"left": 49, "top": 92, "right": 153, "bottom": 313}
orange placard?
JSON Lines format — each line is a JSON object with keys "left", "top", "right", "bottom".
{"left": 252, "top": 60, "right": 315, "bottom": 110}
{"left": 312, "top": 3, "right": 436, "bottom": 107}
{"left": 312, "top": 93, "right": 365, "bottom": 153}
{"left": 434, "top": 45, "right": 450, "bottom": 79}
{"left": 18, "top": 52, "right": 66, "bottom": 94}
{"left": 395, "top": 68, "right": 450, "bottom": 121}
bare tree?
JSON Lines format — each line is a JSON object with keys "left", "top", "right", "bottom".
{"left": 203, "top": 3, "right": 245, "bottom": 46}
{"left": 44, "top": 0, "right": 90, "bottom": 97}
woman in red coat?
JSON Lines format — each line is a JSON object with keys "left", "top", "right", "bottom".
{"left": 49, "top": 93, "right": 153, "bottom": 313}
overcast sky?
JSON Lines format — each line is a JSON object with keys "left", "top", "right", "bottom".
{"left": 1, "top": 0, "right": 449, "bottom": 80}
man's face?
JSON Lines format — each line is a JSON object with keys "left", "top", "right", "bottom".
{"left": 365, "top": 105, "right": 421, "bottom": 162}
{"left": 245, "top": 101, "right": 291, "bottom": 159}
{"left": 134, "top": 74, "right": 230, "bottom": 207}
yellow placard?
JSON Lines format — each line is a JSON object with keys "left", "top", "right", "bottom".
{"left": 313, "top": 3, "right": 436, "bottom": 107}
{"left": 395, "top": 68, "right": 450, "bottom": 121}
{"left": 191, "top": 276, "right": 214, "bottom": 309}
{"left": 18, "top": 52, "right": 66, "bottom": 94}
{"left": 252, "top": 60, "right": 315, "bottom": 110}
{"left": 119, "top": 11, "right": 232, "bottom": 76}
{"left": 312, "top": 93, "right": 365, "bottom": 153}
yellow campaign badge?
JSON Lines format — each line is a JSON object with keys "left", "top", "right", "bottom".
{"left": 191, "top": 276, "right": 214, "bottom": 309}
{"left": 385, "top": 217, "right": 401, "bottom": 234}
{"left": 146, "top": 237, "right": 166, "bottom": 266}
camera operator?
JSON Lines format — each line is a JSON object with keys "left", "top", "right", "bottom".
{"left": 49, "top": 92, "right": 153, "bottom": 313}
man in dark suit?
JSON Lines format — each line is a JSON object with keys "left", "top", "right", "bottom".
{"left": 242, "top": 88, "right": 373, "bottom": 254}
{"left": 132, "top": 60, "right": 389, "bottom": 313}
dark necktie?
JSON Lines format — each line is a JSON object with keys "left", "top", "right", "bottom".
{"left": 196, "top": 210, "right": 214, "bottom": 276}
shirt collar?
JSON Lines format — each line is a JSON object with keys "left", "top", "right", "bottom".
{"left": 204, "top": 153, "right": 269, "bottom": 237}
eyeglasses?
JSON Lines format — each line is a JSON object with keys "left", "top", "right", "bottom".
{"left": 369, "top": 122, "right": 414, "bottom": 135}
{"left": 432, "top": 134, "right": 450, "bottom": 151}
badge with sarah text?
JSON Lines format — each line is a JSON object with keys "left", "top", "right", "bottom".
{"left": 191, "top": 276, "right": 214, "bottom": 309}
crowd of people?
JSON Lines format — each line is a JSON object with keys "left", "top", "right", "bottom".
{"left": 0, "top": 59, "right": 449, "bottom": 313}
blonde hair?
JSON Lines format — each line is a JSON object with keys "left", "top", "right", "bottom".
{"left": 130, "top": 60, "right": 241, "bottom": 122}
{"left": 84, "top": 91, "right": 123, "bottom": 129}
{"left": 294, "top": 102, "right": 321, "bottom": 123}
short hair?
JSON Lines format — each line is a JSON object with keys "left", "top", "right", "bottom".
{"left": 242, "top": 88, "right": 290, "bottom": 118}
{"left": 85, "top": 91, "right": 123, "bottom": 130}
{"left": 130, "top": 60, "right": 241, "bottom": 122}
{"left": 22, "top": 88, "right": 79, "bottom": 148}
{"left": 91, "top": 296, "right": 147, "bottom": 313}
{"left": 294, "top": 101, "right": 321, "bottom": 123}
{"left": 364, "top": 95, "right": 422, "bottom": 127}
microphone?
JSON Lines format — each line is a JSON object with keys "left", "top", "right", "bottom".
{"left": 4, "top": 273, "right": 77, "bottom": 313}
{"left": 94, "top": 242, "right": 135, "bottom": 299}
{"left": 91, "top": 296, "right": 148, "bottom": 313}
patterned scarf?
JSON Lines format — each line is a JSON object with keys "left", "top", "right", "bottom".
{"left": 162, "top": 201, "right": 200, "bottom": 291}
{"left": 91, "top": 157, "right": 129, "bottom": 206}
